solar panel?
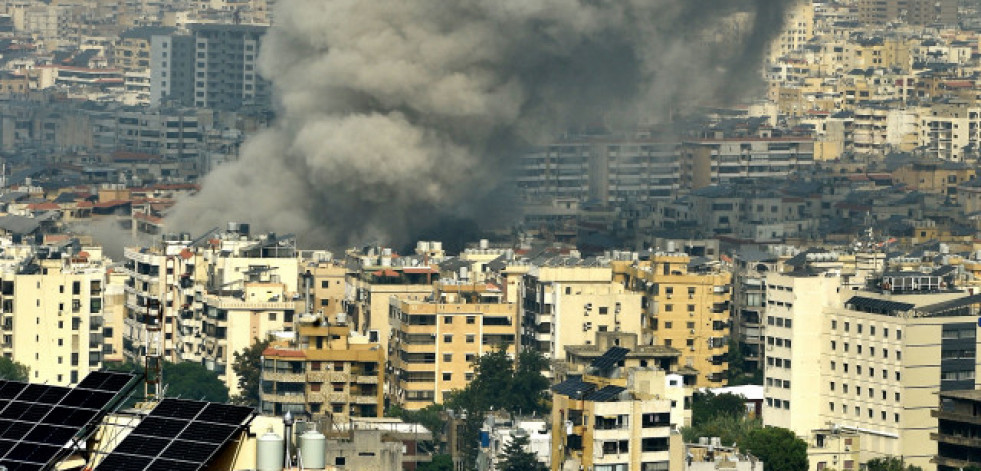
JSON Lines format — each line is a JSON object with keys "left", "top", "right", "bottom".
{"left": 95, "top": 398, "right": 255, "bottom": 471}
{"left": 584, "top": 385, "right": 627, "bottom": 402}
{"left": 552, "top": 376, "right": 597, "bottom": 400}
{"left": 0, "top": 370, "right": 138, "bottom": 471}
{"left": 590, "top": 347, "right": 630, "bottom": 371}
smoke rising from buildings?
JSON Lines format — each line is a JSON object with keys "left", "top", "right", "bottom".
{"left": 167, "top": 0, "right": 792, "bottom": 247}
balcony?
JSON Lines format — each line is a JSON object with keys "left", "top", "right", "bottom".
{"left": 260, "top": 392, "right": 305, "bottom": 404}
{"left": 356, "top": 375, "right": 379, "bottom": 384}
{"left": 354, "top": 395, "right": 379, "bottom": 405}
{"left": 307, "top": 371, "right": 328, "bottom": 382}
{"left": 262, "top": 371, "right": 305, "bottom": 383}
{"left": 931, "top": 432, "right": 981, "bottom": 448}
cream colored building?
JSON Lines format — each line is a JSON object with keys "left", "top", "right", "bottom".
{"left": 1, "top": 245, "right": 111, "bottom": 385}
{"left": 389, "top": 283, "right": 519, "bottom": 410}
{"left": 620, "top": 254, "right": 732, "bottom": 387}
{"left": 764, "top": 269, "right": 981, "bottom": 471}
{"left": 550, "top": 367, "right": 687, "bottom": 471}
{"left": 260, "top": 319, "right": 384, "bottom": 421}
{"left": 521, "top": 261, "right": 643, "bottom": 368}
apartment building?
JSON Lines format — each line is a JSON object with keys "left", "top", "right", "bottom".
{"left": 521, "top": 259, "right": 643, "bottom": 365}
{"left": 680, "top": 136, "right": 816, "bottom": 190}
{"left": 124, "top": 227, "right": 300, "bottom": 380}
{"left": 260, "top": 318, "right": 384, "bottom": 420}
{"left": 892, "top": 160, "right": 976, "bottom": 201}
{"left": 730, "top": 248, "right": 780, "bottom": 374}
{"left": 550, "top": 364, "right": 686, "bottom": 471}
{"left": 0, "top": 243, "right": 110, "bottom": 386}
{"left": 934, "top": 389, "right": 981, "bottom": 471}
{"left": 343, "top": 247, "right": 439, "bottom": 355}
{"left": 389, "top": 283, "right": 518, "bottom": 410}
{"left": 620, "top": 253, "right": 731, "bottom": 387}
{"left": 515, "top": 135, "right": 680, "bottom": 209}
{"left": 764, "top": 269, "right": 981, "bottom": 471}
{"left": 149, "top": 23, "right": 270, "bottom": 110}
{"left": 857, "top": 0, "right": 957, "bottom": 25}
{"left": 114, "top": 26, "right": 175, "bottom": 73}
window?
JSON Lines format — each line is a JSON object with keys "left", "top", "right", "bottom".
{"left": 665, "top": 322, "right": 673, "bottom": 329}
{"left": 830, "top": 361, "right": 836, "bottom": 370}
{"left": 443, "top": 353, "right": 452, "bottom": 362}
{"left": 466, "top": 335, "right": 475, "bottom": 343}
{"left": 895, "top": 371, "right": 901, "bottom": 381}
{"left": 832, "top": 320, "right": 837, "bottom": 329}
{"left": 444, "top": 316, "right": 453, "bottom": 324}
{"left": 844, "top": 322, "right": 850, "bottom": 332}
{"left": 857, "top": 324, "right": 863, "bottom": 334}
{"left": 896, "top": 329, "right": 902, "bottom": 340}
{"left": 599, "top": 307, "right": 608, "bottom": 315}
{"left": 896, "top": 350, "right": 902, "bottom": 360}
{"left": 895, "top": 392, "right": 900, "bottom": 401}
{"left": 442, "top": 373, "right": 452, "bottom": 381}
{"left": 830, "top": 381, "right": 835, "bottom": 391}
{"left": 870, "top": 326, "right": 876, "bottom": 335}
{"left": 443, "top": 334, "right": 453, "bottom": 343}
{"left": 831, "top": 341, "right": 836, "bottom": 350}
{"left": 268, "top": 313, "right": 277, "bottom": 321}
{"left": 467, "top": 316, "right": 476, "bottom": 324}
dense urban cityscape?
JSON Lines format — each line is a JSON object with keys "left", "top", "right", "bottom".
{"left": 0, "top": 1, "right": 980, "bottom": 471}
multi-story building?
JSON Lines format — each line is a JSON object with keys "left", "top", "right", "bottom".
{"left": 620, "top": 253, "right": 732, "bottom": 387}
{"left": 522, "top": 259, "right": 643, "bottom": 366}
{"left": 764, "top": 269, "right": 981, "bottom": 471}
{"left": 389, "top": 283, "right": 518, "bottom": 410}
{"left": 260, "top": 318, "right": 384, "bottom": 420}
{"left": 857, "top": 0, "right": 957, "bottom": 24}
{"left": 115, "top": 26, "right": 175, "bottom": 73}
{"left": 680, "top": 135, "right": 816, "bottom": 190}
{"left": 730, "top": 248, "right": 780, "bottom": 374}
{"left": 934, "top": 389, "right": 981, "bottom": 471}
{"left": 0, "top": 243, "right": 111, "bottom": 386}
{"left": 150, "top": 23, "right": 270, "bottom": 110}
{"left": 550, "top": 363, "right": 687, "bottom": 471}
{"left": 343, "top": 247, "right": 439, "bottom": 355}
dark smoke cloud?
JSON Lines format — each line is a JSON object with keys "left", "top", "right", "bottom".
{"left": 167, "top": 0, "right": 792, "bottom": 247}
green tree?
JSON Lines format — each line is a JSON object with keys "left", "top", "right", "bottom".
{"left": 866, "top": 457, "right": 924, "bottom": 471}
{"left": 739, "top": 427, "right": 808, "bottom": 471}
{"left": 681, "top": 414, "right": 761, "bottom": 447}
{"left": 106, "top": 361, "right": 229, "bottom": 403}
{"left": 691, "top": 391, "right": 747, "bottom": 427}
{"left": 387, "top": 403, "right": 447, "bottom": 437}
{"left": 726, "top": 338, "right": 764, "bottom": 385}
{"left": 231, "top": 338, "right": 270, "bottom": 406}
{"left": 417, "top": 453, "right": 453, "bottom": 471}
{"left": 0, "top": 357, "right": 29, "bottom": 381}
{"left": 499, "top": 432, "right": 546, "bottom": 471}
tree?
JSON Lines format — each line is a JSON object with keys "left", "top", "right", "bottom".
{"left": 682, "top": 414, "right": 761, "bottom": 447}
{"left": 231, "top": 338, "right": 270, "bottom": 406}
{"left": 0, "top": 357, "right": 28, "bottom": 381}
{"left": 106, "top": 361, "right": 229, "bottom": 403}
{"left": 866, "top": 457, "right": 924, "bottom": 471}
{"left": 387, "top": 403, "right": 446, "bottom": 437}
{"left": 498, "top": 432, "right": 546, "bottom": 471}
{"left": 691, "top": 391, "right": 747, "bottom": 427}
{"left": 418, "top": 454, "right": 453, "bottom": 471}
{"left": 739, "top": 427, "right": 808, "bottom": 471}
{"left": 726, "top": 338, "right": 764, "bottom": 386}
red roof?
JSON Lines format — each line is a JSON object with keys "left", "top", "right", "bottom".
{"left": 403, "top": 267, "right": 438, "bottom": 274}
{"left": 93, "top": 200, "right": 131, "bottom": 209}
{"left": 372, "top": 269, "right": 400, "bottom": 278}
{"left": 28, "top": 202, "right": 59, "bottom": 211}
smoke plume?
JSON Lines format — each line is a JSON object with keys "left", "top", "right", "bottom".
{"left": 167, "top": 0, "right": 792, "bottom": 247}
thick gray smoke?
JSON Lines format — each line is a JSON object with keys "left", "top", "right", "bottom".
{"left": 167, "top": 0, "right": 791, "bottom": 246}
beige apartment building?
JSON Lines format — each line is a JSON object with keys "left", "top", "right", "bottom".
{"left": 550, "top": 365, "right": 687, "bottom": 471}
{"left": 522, "top": 261, "right": 643, "bottom": 368}
{"left": 620, "top": 254, "right": 732, "bottom": 387}
{"left": 389, "top": 283, "right": 519, "bottom": 410}
{"left": 2, "top": 247, "right": 110, "bottom": 385}
{"left": 764, "top": 269, "right": 981, "bottom": 471}
{"left": 261, "top": 319, "right": 384, "bottom": 420}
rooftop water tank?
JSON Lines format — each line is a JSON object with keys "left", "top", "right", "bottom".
{"left": 299, "top": 429, "right": 326, "bottom": 469}
{"left": 256, "top": 430, "right": 284, "bottom": 471}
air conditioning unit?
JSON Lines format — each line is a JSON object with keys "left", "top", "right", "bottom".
{"left": 690, "top": 329, "right": 696, "bottom": 334}
{"left": 689, "top": 346, "right": 695, "bottom": 351}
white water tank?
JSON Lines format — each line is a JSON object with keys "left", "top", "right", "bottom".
{"left": 299, "top": 429, "right": 327, "bottom": 469}
{"left": 256, "top": 430, "right": 285, "bottom": 471}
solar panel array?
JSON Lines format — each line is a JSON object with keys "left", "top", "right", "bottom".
{"left": 0, "top": 371, "right": 137, "bottom": 471}
{"left": 590, "top": 347, "right": 630, "bottom": 371}
{"left": 584, "top": 385, "right": 627, "bottom": 402}
{"left": 551, "top": 376, "right": 596, "bottom": 400}
{"left": 96, "top": 398, "right": 254, "bottom": 471}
